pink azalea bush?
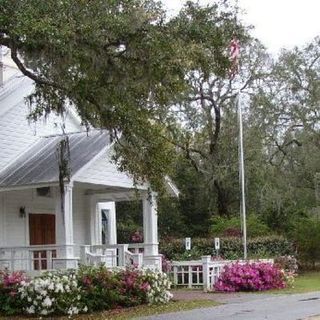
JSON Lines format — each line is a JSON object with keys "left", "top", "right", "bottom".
{"left": 161, "top": 254, "right": 172, "bottom": 273}
{"left": 214, "top": 262, "right": 287, "bottom": 292}
{"left": 0, "top": 270, "right": 28, "bottom": 315}
{"left": 131, "top": 231, "right": 143, "bottom": 243}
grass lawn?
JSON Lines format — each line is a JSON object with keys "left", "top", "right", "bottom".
{"left": 270, "top": 272, "right": 320, "bottom": 294}
{"left": 0, "top": 300, "right": 220, "bottom": 320}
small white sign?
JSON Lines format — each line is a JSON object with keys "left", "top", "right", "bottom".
{"left": 214, "top": 237, "right": 220, "bottom": 250}
{"left": 185, "top": 237, "right": 191, "bottom": 250}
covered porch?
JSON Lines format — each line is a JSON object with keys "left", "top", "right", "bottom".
{"left": 0, "top": 131, "right": 178, "bottom": 272}
{"left": 0, "top": 184, "right": 161, "bottom": 272}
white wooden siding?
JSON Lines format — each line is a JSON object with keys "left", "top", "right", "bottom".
{"left": 74, "top": 150, "right": 147, "bottom": 190}
{"left": 1, "top": 189, "right": 56, "bottom": 247}
{"left": 0, "top": 187, "right": 92, "bottom": 248}
{"left": 0, "top": 78, "right": 81, "bottom": 171}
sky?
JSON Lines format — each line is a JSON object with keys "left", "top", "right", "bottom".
{"left": 161, "top": 0, "right": 320, "bottom": 54}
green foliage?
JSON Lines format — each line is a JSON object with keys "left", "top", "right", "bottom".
{"left": 170, "top": 156, "right": 212, "bottom": 236}
{"left": 0, "top": 271, "right": 26, "bottom": 316}
{"left": 116, "top": 201, "right": 143, "bottom": 243}
{"left": 210, "top": 214, "right": 272, "bottom": 238}
{"left": 291, "top": 216, "right": 320, "bottom": 268}
{"left": 78, "top": 266, "right": 121, "bottom": 311}
{"left": 0, "top": 0, "right": 245, "bottom": 193}
{"left": 3, "top": 0, "right": 320, "bottom": 250}
{"left": 0, "top": 267, "right": 172, "bottom": 317}
{"left": 159, "top": 236, "right": 295, "bottom": 261}
{"left": 158, "top": 197, "right": 187, "bottom": 238}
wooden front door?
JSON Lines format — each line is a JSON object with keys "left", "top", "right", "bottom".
{"left": 29, "top": 214, "right": 56, "bottom": 270}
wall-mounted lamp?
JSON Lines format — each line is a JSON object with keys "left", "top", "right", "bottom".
{"left": 19, "top": 206, "right": 26, "bottom": 218}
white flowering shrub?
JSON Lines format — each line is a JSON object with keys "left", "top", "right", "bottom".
{"left": 1, "top": 267, "right": 173, "bottom": 317}
{"left": 141, "top": 269, "right": 173, "bottom": 304}
{"left": 18, "top": 271, "right": 87, "bottom": 316}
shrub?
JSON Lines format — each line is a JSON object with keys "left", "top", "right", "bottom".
{"left": 0, "top": 270, "right": 27, "bottom": 315}
{"left": 131, "top": 231, "right": 143, "bottom": 243}
{"left": 210, "top": 215, "right": 271, "bottom": 238}
{"left": 160, "top": 236, "right": 295, "bottom": 261}
{"left": 142, "top": 269, "right": 172, "bottom": 304}
{"left": 274, "top": 255, "right": 298, "bottom": 274}
{"left": 18, "top": 271, "right": 86, "bottom": 316}
{"left": 0, "top": 267, "right": 172, "bottom": 317}
{"left": 291, "top": 217, "right": 320, "bottom": 269}
{"left": 161, "top": 255, "right": 172, "bottom": 273}
{"left": 115, "top": 268, "right": 150, "bottom": 307}
{"left": 78, "top": 265, "right": 122, "bottom": 311}
{"left": 214, "top": 262, "right": 287, "bottom": 292}
{"left": 78, "top": 265, "right": 172, "bottom": 310}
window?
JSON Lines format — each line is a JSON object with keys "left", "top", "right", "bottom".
{"left": 101, "top": 209, "right": 108, "bottom": 245}
{"left": 36, "top": 187, "right": 51, "bottom": 198}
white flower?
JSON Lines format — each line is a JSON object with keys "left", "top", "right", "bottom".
{"left": 26, "top": 306, "right": 35, "bottom": 314}
{"left": 55, "top": 283, "right": 64, "bottom": 293}
{"left": 42, "top": 296, "right": 53, "bottom": 307}
{"left": 40, "top": 309, "right": 48, "bottom": 315}
{"left": 40, "top": 290, "right": 47, "bottom": 296}
{"left": 48, "top": 282, "right": 54, "bottom": 290}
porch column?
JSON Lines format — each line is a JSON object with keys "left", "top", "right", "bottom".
{"left": 55, "top": 183, "right": 77, "bottom": 269}
{"left": 142, "top": 192, "right": 162, "bottom": 269}
{"left": 0, "top": 193, "right": 4, "bottom": 246}
{"left": 89, "top": 196, "right": 100, "bottom": 245}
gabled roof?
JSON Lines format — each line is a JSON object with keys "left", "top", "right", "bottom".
{"left": 0, "top": 130, "right": 109, "bottom": 188}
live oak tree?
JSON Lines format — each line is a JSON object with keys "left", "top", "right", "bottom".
{"left": 161, "top": 2, "right": 271, "bottom": 217}
{"left": 0, "top": 0, "right": 246, "bottom": 197}
{"left": 4, "top": 1, "right": 320, "bottom": 242}
{"left": 249, "top": 38, "right": 320, "bottom": 229}
{"left": 0, "top": 0, "right": 183, "bottom": 190}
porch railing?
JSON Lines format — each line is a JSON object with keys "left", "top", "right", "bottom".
{"left": 0, "top": 243, "right": 148, "bottom": 272}
{"left": 127, "top": 243, "right": 145, "bottom": 254}
{"left": 0, "top": 245, "right": 78, "bottom": 272}
{"left": 80, "top": 244, "right": 143, "bottom": 268}
{"left": 171, "top": 257, "right": 274, "bottom": 292}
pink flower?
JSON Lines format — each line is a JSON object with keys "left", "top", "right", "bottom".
{"left": 140, "top": 282, "right": 151, "bottom": 292}
{"left": 1, "top": 271, "right": 27, "bottom": 288}
{"left": 82, "top": 276, "right": 92, "bottom": 286}
{"left": 214, "top": 262, "right": 287, "bottom": 292}
{"left": 131, "top": 231, "right": 143, "bottom": 243}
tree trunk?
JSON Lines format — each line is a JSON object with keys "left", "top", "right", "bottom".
{"left": 214, "top": 180, "right": 230, "bottom": 217}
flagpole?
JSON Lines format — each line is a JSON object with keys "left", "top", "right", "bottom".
{"left": 237, "top": 91, "right": 247, "bottom": 260}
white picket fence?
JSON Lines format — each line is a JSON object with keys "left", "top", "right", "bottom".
{"left": 171, "top": 256, "right": 274, "bottom": 292}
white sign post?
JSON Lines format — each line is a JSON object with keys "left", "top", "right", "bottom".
{"left": 214, "top": 237, "right": 220, "bottom": 256}
{"left": 185, "top": 237, "right": 191, "bottom": 251}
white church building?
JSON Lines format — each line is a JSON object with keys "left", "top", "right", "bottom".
{"left": 0, "top": 50, "right": 178, "bottom": 273}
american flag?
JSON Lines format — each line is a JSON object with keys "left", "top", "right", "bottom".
{"left": 229, "top": 38, "right": 240, "bottom": 79}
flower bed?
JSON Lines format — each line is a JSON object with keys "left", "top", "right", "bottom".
{"left": 214, "top": 262, "right": 290, "bottom": 292}
{"left": 0, "top": 266, "right": 172, "bottom": 317}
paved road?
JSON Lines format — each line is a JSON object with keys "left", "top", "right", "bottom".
{"left": 141, "top": 291, "right": 320, "bottom": 320}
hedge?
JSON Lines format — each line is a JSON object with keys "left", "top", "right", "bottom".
{"left": 159, "top": 236, "right": 295, "bottom": 260}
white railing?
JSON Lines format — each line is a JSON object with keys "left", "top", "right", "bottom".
{"left": 80, "top": 244, "right": 143, "bottom": 268}
{"left": 0, "top": 245, "right": 79, "bottom": 272}
{"left": 171, "top": 260, "right": 203, "bottom": 289}
{"left": 127, "top": 243, "right": 145, "bottom": 255}
{"left": 0, "top": 244, "right": 146, "bottom": 272}
{"left": 171, "top": 256, "right": 274, "bottom": 292}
